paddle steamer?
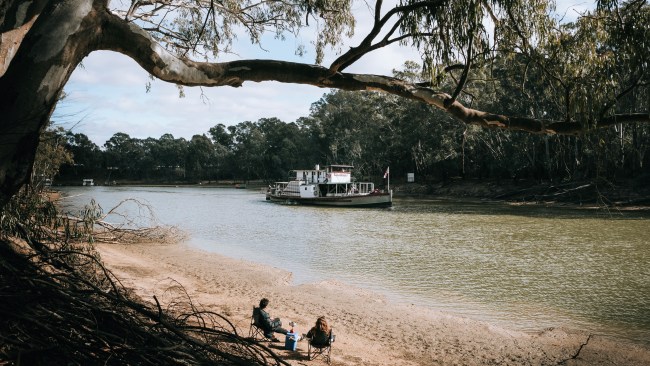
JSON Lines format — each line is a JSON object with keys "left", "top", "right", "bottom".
{"left": 266, "top": 164, "right": 392, "bottom": 207}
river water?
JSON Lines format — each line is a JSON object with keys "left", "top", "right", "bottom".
{"left": 58, "top": 186, "right": 650, "bottom": 345}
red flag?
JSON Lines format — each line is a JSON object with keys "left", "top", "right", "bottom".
{"left": 383, "top": 167, "right": 389, "bottom": 178}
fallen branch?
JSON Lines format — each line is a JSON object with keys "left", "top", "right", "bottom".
{"left": 0, "top": 192, "right": 287, "bottom": 365}
{"left": 0, "top": 236, "right": 289, "bottom": 365}
{"left": 559, "top": 334, "right": 593, "bottom": 365}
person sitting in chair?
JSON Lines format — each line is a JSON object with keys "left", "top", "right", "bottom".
{"left": 254, "top": 298, "right": 288, "bottom": 341}
{"left": 306, "top": 316, "right": 331, "bottom": 346}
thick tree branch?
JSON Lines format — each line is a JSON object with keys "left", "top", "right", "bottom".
{"left": 333, "top": 31, "right": 431, "bottom": 73}
{"left": 599, "top": 72, "right": 646, "bottom": 119}
{"left": 98, "top": 8, "right": 650, "bottom": 139}
{"left": 445, "top": 29, "right": 474, "bottom": 108}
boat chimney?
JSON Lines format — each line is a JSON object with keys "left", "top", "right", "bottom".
{"left": 315, "top": 164, "right": 320, "bottom": 171}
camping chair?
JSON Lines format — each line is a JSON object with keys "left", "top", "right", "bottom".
{"left": 307, "top": 328, "right": 335, "bottom": 364}
{"left": 248, "top": 307, "right": 266, "bottom": 341}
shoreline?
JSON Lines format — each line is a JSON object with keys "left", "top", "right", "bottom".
{"left": 53, "top": 183, "right": 650, "bottom": 213}
{"left": 96, "top": 241, "right": 650, "bottom": 366}
{"left": 159, "top": 236, "right": 650, "bottom": 347}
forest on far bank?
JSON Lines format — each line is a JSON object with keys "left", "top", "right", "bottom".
{"left": 45, "top": 86, "right": 649, "bottom": 196}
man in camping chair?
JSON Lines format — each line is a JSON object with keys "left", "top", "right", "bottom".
{"left": 253, "top": 298, "right": 288, "bottom": 341}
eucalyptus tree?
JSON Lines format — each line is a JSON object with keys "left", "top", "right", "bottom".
{"left": 185, "top": 134, "right": 214, "bottom": 180}
{"left": 103, "top": 132, "right": 147, "bottom": 179}
{"left": 295, "top": 115, "right": 330, "bottom": 166}
{"left": 1, "top": 0, "right": 648, "bottom": 206}
{"left": 256, "top": 117, "right": 308, "bottom": 181}
{"left": 227, "top": 118, "right": 307, "bottom": 181}
{"left": 208, "top": 124, "right": 235, "bottom": 180}
{"left": 61, "top": 132, "right": 103, "bottom": 178}
{"left": 228, "top": 120, "right": 266, "bottom": 180}
{"left": 151, "top": 133, "right": 188, "bottom": 180}
{"left": 32, "top": 127, "right": 74, "bottom": 187}
{"left": 138, "top": 137, "right": 159, "bottom": 180}
{"left": 306, "top": 90, "right": 393, "bottom": 176}
{"left": 208, "top": 124, "right": 234, "bottom": 151}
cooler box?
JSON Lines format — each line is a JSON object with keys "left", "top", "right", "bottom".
{"left": 284, "top": 332, "right": 298, "bottom": 351}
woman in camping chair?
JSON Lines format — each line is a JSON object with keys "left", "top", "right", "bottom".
{"left": 306, "top": 316, "right": 330, "bottom": 345}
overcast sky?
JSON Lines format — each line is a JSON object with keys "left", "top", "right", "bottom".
{"left": 53, "top": 1, "right": 591, "bottom": 146}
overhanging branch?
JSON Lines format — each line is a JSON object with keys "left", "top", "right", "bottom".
{"left": 98, "top": 8, "right": 650, "bottom": 136}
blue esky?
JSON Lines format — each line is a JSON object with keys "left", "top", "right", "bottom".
{"left": 53, "top": 1, "right": 591, "bottom": 146}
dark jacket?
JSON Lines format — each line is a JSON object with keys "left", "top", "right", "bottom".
{"left": 253, "top": 307, "right": 276, "bottom": 333}
{"left": 307, "top": 327, "right": 331, "bottom": 346}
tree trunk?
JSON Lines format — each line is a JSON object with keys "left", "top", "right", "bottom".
{"left": 0, "top": 0, "right": 101, "bottom": 207}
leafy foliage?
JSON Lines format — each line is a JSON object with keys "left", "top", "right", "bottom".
{"left": 32, "top": 127, "right": 74, "bottom": 189}
{"left": 55, "top": 84, "right": 649, "bottom": 186}
{"left": 123, "top": 0, "right": 355, "bottom": 64}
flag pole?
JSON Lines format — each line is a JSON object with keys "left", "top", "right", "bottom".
{"left": 387, "top": 167, "right": 390, "bottom": 192}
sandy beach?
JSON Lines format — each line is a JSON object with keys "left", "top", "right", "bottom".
{"left": 96, "top": 242, "right": 650, "bottom": 366}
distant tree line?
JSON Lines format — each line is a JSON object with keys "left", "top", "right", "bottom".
{"left": 54, "top": 86, "right": 649, "bottom": 186}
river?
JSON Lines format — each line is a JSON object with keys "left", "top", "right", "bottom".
{"left": 58, "top": 186, "right": 650, "bottom": 345}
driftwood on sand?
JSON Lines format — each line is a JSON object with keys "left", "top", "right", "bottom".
{"left": 0, "top": 194, "right": 287, "bottom": 365}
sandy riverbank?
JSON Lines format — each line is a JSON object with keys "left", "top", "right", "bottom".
{"left": 96, "top": 242, "right": 650, "bottom": 366}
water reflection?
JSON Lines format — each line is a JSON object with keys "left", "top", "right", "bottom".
{"left": 59, "top": 186, "right": 650, "bottom": 344}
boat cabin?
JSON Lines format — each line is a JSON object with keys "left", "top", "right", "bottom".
{"left": 268, "top": 164, "right": 376, "bottom": 199}
{"left": 290, "top": 164, "right": 353, "bottom": 184}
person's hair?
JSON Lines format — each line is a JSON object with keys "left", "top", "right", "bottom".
{"left": 259, "top": 298, "right": 269, "bottom": 309}
{"left": 315, "top": 316, "right": 329, "bottom": 333}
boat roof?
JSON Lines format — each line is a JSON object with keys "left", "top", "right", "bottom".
{"left": 290, "top": 164, "right": 354, "bottom": 172}
{"left": 325, "top": 164, "right": 354, "bottom": 169}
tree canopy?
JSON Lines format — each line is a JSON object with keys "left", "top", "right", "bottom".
{"left": 1, "top": 0, "right": 649, "bottom": 206}
{"left": 52, "top": 87, "right": 648, "bottom": 188}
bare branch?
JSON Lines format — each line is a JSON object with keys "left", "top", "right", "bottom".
{"left": 329, "top": 1, "right": 445, "bottom": 73}
{"left": 445, "top": 28, "right": 474, "bottom": 107}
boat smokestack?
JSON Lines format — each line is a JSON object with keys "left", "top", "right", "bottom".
{"left": 315, "top": 164, "right": 320, "bottom": 170}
